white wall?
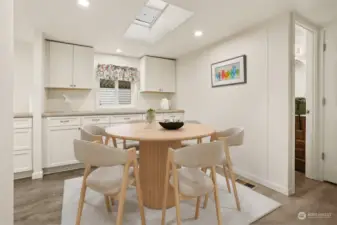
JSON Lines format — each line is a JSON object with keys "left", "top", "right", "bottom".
{"left": 0, "top": 0, "right": 14, "bottom": 223}
{"left": 295, "top": 63, "right": 306, "bottom": 97}
{"left": 14, "top": 40, "right": 34, "bottom": 113}
{"left": 175, "top": 13, "right": 292, "bottom": 194}
{"left": 45, "top": 53, "right": 173, "bottom": 111}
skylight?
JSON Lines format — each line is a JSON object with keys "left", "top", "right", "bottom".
{"left": 124, "top": 0, "right": 193, "bottom": 43}
{"left": 134, "top": 0, "right": 167, "bottom": 28}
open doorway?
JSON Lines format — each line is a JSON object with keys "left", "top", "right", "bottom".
{"left": 292, "top": 18, "right": 321, "bottom": 194}
{"left": 294, "top": 24, "right": 310, "bottom": 175}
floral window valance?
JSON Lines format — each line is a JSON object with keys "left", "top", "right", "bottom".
{"left": 96, "top": 64, "right": 138, "bottom": 82}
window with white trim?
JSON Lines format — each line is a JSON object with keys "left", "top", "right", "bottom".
{"left": 97, "top": 79, "right": 132, "bottom": 108}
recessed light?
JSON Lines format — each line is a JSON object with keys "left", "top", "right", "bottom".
{"left": 194, "top": 30, "right": 203, "bottom": 37}
{"left": 116, "top": 49, "right": 122, "bottom": 53}
{"left": 77, "top": 0, "right": 90, "bottom": 8}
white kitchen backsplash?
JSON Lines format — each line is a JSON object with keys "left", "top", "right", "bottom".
{"left": 44, "top": 89, "right": 174, "bottom": 112}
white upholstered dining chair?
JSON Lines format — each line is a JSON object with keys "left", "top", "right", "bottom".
{"left": 81, "top": 124, "right": 109, "bottom": 144}
{"left": 181, "top": 120, "right": 201, "bottom": 147}
{"left": 203, "top": 127, "right": 244, "bottom": 211}
{"left": 121, "top": 120, "right": 144, "bottom": 150}
{"left": 161, "top": 141, "right": 225, "bottom": 225}
{"left": 73, "top": 139, "right": 146, "bottom": 225}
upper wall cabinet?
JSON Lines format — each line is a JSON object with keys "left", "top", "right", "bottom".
{"left": 45, "top": 41, "right": 94, "bottom": 89}
{"left": 140, "top": 56, "right": 176, "bottom": 93}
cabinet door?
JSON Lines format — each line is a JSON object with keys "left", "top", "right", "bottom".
{"left": 46, "top": 126, "right": 80, "bottom": 168}
{"left": 160, "top": 59, "right": 175, "bottom": 92}
{"left": 13, "top": 150, "right": 32, "bottom": 173}
{"left": 48, "top": 42, "right": 73, "bottom": 88}
{"left": 14, "top": 128, "right": 32, "bottom": 151}
{"left": 140, "top": 56, "right": 175, "bottom": 92}
{"left": 73, "top": 45, "right": 94, "bottom": 89}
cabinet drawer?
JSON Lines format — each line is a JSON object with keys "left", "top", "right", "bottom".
{"left": 163, "top": 113, "right": 184, "bottom": 121}
{"left": 14, "top": 128, "right": 32, "bottom": 151}
{"left": 46, "top": 117, "right": 81, "bottom": 127}
{"left": 81, "top": 116, "right": 110, "bottom": 125}
{"left": 110, "top": 114, "right": 143, "bottom": 123}
{"left": 13, "top": 150, "right": 32, "bottom": 173}
{"left": 14, "top": 118, "right": 32, "bottom": 129}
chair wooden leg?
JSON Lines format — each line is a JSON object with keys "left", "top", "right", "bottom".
{"left": 211, "top": 166, "right": 223, "bottom": 225}
{"left": 172, "top": 162, "right": 182, "bottom": 225}
{"left": 161, "top": 154, "right": 171, "bottom": 225}
{"left": 104, "top": 196, "right": 111, "bottom": 212}
{"left": 116, "top": 163, "right": 130, "bottom": 225}
{"left": 195, "top": 197, "right": 201, "bottom": 219}
{"left": 228, "top": 165, "right": 241, "bottom": 211}
{"left": 76, "top": 184, "right": 87, "bottom": 225}
{"left": 223, "top": 165, "right": 231, "bottom": 193}
{"left": 202, "top": 168, "right": 209, "bottom": 209}
{"left": 76, "top": 165, "right": 91, "bottom": 225}
{"left": 110, "top": 197, "right": 115, "bottom": 206}
{"left": 133, "top": 159, "right": 146, "bottom": 225}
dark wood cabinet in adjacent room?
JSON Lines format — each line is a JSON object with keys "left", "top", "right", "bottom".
{"left": 295, "top": 115, "right": 306, "bottom": 173}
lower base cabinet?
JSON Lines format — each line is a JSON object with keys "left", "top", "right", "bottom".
{"left": 43, "top": 112, "right": 184, "bottom": 169}
{"left": 45, "top": 126, "right": 80, "bottom": 168}
{"left": 13, "top": 150, "right": 32, "bottom": 173}
{"left": 44, "top": 117, "right": 81, "bottom": 168}
{"left": 13, "top": 118, "right": 33, "bottom": 174}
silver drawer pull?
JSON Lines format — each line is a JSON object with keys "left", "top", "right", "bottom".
{"left": 60, "top": 120, "right": 70, "bottom": 123}
{"left": 124, "top": 117, "right": 131, "bottom": 120}
{"left": 92, "top": 119, "right": 100, "bottom": 122}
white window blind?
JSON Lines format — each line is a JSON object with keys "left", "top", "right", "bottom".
{"left": 118, "top": 81, "right": 131, "bottom": 105}
{"left": 98, "top": 79, "right": 131, "bottom": 107}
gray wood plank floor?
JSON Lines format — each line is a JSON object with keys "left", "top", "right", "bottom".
{"left": 14, "top": 170, "right": 337, "bottom": 225}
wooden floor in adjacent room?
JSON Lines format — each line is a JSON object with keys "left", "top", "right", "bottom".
{"left": 14, "top": 170, "right": 337, "bottom": 225}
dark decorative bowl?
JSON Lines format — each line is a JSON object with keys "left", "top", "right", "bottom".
{"left": 159, "top": 121, "right": 184, "bottom": 130}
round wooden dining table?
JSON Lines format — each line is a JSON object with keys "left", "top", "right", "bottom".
{"left": 105, "top": 122, "right": 215, "bottom": 209}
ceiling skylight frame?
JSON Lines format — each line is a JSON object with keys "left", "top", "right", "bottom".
{"left": 134, "top": 2, "right": 168, "bottom": 28}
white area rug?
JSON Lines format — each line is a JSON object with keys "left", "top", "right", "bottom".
{"left": 61, "top": 175, "right": 281, "bottom": 225}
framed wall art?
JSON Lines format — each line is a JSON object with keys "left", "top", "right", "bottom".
{"left": 211, "top": 55, "right": 247, "bottom": 87}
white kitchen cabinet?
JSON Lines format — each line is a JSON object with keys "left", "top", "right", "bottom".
{"left": 13, "top": 150, "right": 32, "bottom": 173}
{"left": 45, "top": 41, "right": 94, "bottom": 89}
{"left": 73, "top": 45, "right": 94, "bottom": 89}
{"left": 140, "top": 56, "right": 176, "bottom": 93}
{"left": 42, "top": 112, "right": 184, "bottom": 169}
{"left": 45, "top": 126, "right": 80, "bottom": 168}
{"left": 81, "top": 116, "right": 110, "bottom": 126}
{"left": 47, "top": 41, "right": 73, "bottom": 88}
{"left": 13, "top": 118, "right": 33, "bottom": 174}
{"left": 110, "top": 114, "right": 143, "bottom": 123}
{"left": 163, "top": 113, "right": 184, "bottom": 121}
{"left": 44, "top": 117, "right": 81, "bottom": 168}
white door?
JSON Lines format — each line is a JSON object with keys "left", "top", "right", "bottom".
{"left": 303, "top": 26, "right": 314, "bottom": 178}
{"left": 73, "top": 45, "right": 94, "bottom": 89}
{"left": 46, "top": 126, "right": 80, "bottom": 168}
{"left": 48, "top": 41, "right": 73, "bottom": 88}
{"left": 323, "top": 25, "right": 337, "bottom": 184}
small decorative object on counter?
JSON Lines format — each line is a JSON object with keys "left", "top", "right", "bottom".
{"left": 160, "top": 98, "right": 170, "bottom": 110}
{"left": 146, "top": 108, "right": 156, "bottom": 128}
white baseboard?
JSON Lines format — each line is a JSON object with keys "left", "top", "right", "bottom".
{"left": 32, "top": 171, "right": 43, "bottom": 180}
{"left": 43, "top": 163, "right": 85, "bottom": 175}
{"left": 14, "top": 171, "right": 33, "bottom": 180}
{"left": 233, "top": 167, "right": 290, "bottom": 196}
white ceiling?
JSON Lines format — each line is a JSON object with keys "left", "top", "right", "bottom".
{"left": 14, "top": 0, "right": 337, "bottom": 58}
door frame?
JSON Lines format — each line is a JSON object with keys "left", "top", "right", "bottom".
{"left": 289, "top": 13, "right": 323, "bottom": 194}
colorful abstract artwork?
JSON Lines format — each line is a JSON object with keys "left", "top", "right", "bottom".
{"left": 211, "top": 55, "right": 247, "bottom": 87}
